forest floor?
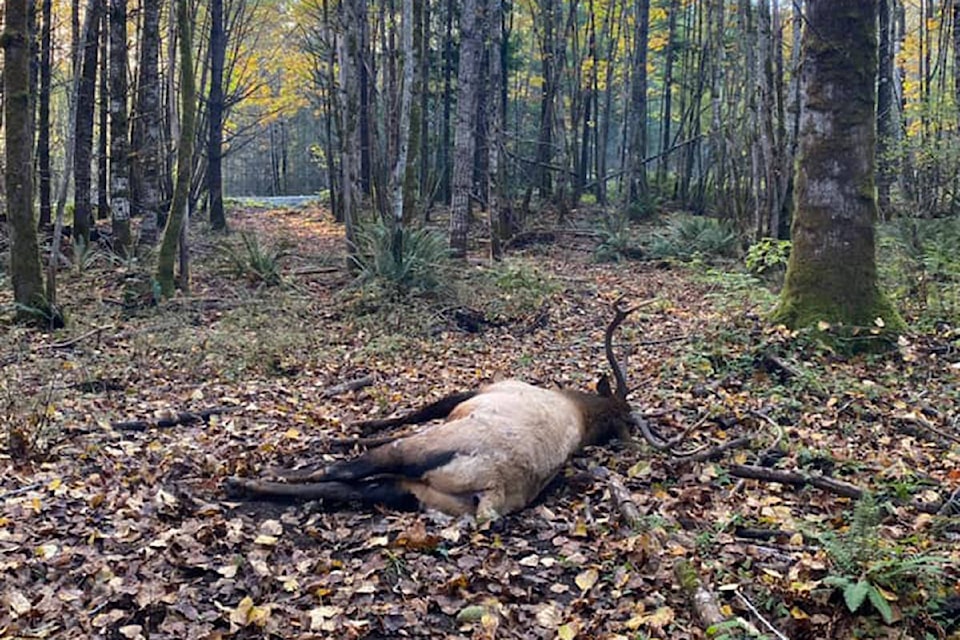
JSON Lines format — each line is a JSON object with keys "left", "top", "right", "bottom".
{"left": 1, "top": 204, "right": 959, "bottom": 640}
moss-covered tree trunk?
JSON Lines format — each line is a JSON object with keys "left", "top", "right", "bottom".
{"left": 155, "top": 0, "right": 196, "bottom": 297}
{"left": 772, "top": 0, "right": 904, "bottom": 336}
{"left": 3, "top": 0, "right": 50, "bottom": 320}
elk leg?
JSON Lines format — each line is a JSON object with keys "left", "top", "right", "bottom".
{"left": 353, "top": 391, "right": 479, "bottom": 433}
{"left": 224, "top": 477, "right": 419, "bottom": 510}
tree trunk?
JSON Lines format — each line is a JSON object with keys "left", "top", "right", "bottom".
{"left": 439, "top": 0, "right": 455, "bottom": 205}
{"left": 4, "top": 0, "right": 49, "bottom": 318}
{"left": 487, "top": 0, "right": 505, "bottom": 259}
{"left": 207, "top": 0, "right": 227, "bottom": 231}
{"left": 109, "top": 0, "right": 132, "bottom": 255}
{"left": 73, "top": 0, "right": 103, "bottom": 245}
{"left": 134, "top": 0, "right": 163, "bottom": 246}
{"left": 535, "top": 0, "right": 557, "bottom": 199}
{"left": 449, "top": 0, "right": 483, "bottom": 258}
{"left": 391, "top": 0, "right": 415, "bottom": 230}
{"left": 97, "top": 7, "right": 108, "bottom": 220}
{"left": 156, "top": 0, "right": 196, "bottom": 297}
{"left": 656, "top": 0, "right": 679, "bottom": 188}
{"left": 623, "top": 0, "right": 649, "bottom": 206}
{"left": 773, "top": 0, "right": 904, "bottom": 336}
{"left": 338, "top": 0, "right": 363, "bottom": 262}
{"left": 877, "top": 0, "right": 897, "bottom": 216}
{"left": 38, "top": 0, "right": 53, "bottom": 229}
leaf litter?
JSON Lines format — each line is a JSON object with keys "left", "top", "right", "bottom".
{"left": 0, "top": 205, "right": 958, "bottom": 639}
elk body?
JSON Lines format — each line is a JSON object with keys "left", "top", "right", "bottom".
{"left": 227, "top": 301, "right": 639, "bottom": 519}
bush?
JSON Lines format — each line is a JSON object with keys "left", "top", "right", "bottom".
{"left": 221, "top": 231, "right": 291, "bottom": 286}
{"left": 648, "top": 215, "right": 739, "bottom": 261}
{"left": 745, "top": 237, "right": 791, "bottom": 276}
{"left": 351, "top": 218, "right": 452, "bottom": 295}
{"left": 879, "top": 218, "right": 960, "bottom": 325}
{"left": 594, "top": 210, "right": 632, "bottom": 263}
{"left": 817, "top": 495, "right": 947, "bottom": 626}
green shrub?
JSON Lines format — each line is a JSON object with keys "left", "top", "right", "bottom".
{"left": 648, "top": 215, "right": 739, "bottom": 261}
{"left": 745, "top": 237, "right": 791, "bottom": 276}
{"left": 817, "top": 495, "right": 946, "bottom": 625}
{"left": 879, "top": 218, "right": 960, "bottom": 325}
{"left": 351, "top": 218, "right": 452, "bottom": 295}
{"left": 221, "top": 231, "right": 290, "bottom": 286}
{"left": 594, "top": 210, "right": 632, "bottom": 263}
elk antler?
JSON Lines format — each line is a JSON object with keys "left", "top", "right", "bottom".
{"left": 604, "top": 296, "right": 639, "bottom": 399}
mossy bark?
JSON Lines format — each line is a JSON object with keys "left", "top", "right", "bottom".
{"left": 156, "top": 0, "right": 196, "bottom": 297}
{"left": 4, "top": 0, "right": 51, "bottom": 321}
{"left": 772, "top": 0, "right": 905, "bottom": 336}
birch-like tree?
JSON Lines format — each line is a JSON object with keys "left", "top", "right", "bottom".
{"left": 448, "top": 0, "right": 484, "bottom": 258}
{"left": 109, "top": 0, "right": 132, "bottom": 255}
{"left": 132, "top": 0, "right": 163, "bottom": 247}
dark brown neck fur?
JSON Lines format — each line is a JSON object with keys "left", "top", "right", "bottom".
{"left": 560, "top": 389, "right": 633, "bottom": 447}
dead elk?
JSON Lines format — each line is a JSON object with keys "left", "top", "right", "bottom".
{"left": 226, "top": 300, "right": 642, "bottom": 520}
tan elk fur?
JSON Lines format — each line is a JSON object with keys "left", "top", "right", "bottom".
{"left": 226, "top": 299, "right": 641, "bottom": 519}
{"left": 352, "top": 379, "right": 633, "bottom": 519}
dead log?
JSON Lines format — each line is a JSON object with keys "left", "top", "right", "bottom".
{"left": 674, "top": 559, "right": 726, "bottom": 630}
{"left": 592, "top": 467, "right": 642, "bottom": 528}
{"left": 320, "top": 375, "right": 374, "bottom": 398}
{"left": 728, "top": 464, "right": 943, "bottom": 514}
{"left": 113, "top": 406, "right": 241, "bottom": 431}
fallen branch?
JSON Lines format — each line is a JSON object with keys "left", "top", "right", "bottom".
{"left": 47, "top": 325, "right": 111, "bottom": 350}
{"left": 674, "top": 559, "right": 726, "bottom": 630}
{"left": 0, "top": 482, "right": 43, "bottom": 501}
{"left": 728, "top": 464, "right": 943, "bottom": 514}
{"left": 592, "top": 466, "right": 642, "bottom": 528}
{"left": 895, "top": 412, "right": 960, "bottom": 446}
{"left": 320, "top": 375, "right": 375, "bottom": 398}
{"left": 735, "top": 589, "right": 790, "bottom": 640}
{"left": 291, "top": 265, "right": 340, "bottom": 276}
{"left": 728, "top": 464, "right": 864, "bottom": 498}
{"left": 670, "top": 436, "right": 751, "bottom": 464}
{"left": 112, "top": 406, "right": 241, "bottom": 431}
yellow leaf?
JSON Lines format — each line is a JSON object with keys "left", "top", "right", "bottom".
{"left": 790, "top": 605, "right": 809, "bottom": 619}
{"left": 557, "top": 622, "right": 577, "bottom": 639}
{"left": 638, "top": 606, "right": 675, "bottom": 627}
{"left": 284, "top": 428, "right": 300, "bottom": 439}
{"left": 574, "top": 568, "right": 599, "bottom": 592}
{"left": 47, "top": 478, "right": 62, "bottom": 491}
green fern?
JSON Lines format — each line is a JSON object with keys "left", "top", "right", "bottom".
{"left": 351, "top": 218, "right": 452, "bottom": 295}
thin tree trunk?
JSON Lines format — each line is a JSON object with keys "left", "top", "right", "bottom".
{"left": 624, "top": 0, "right": 649, "bottom": 206}
{"left": 877, "top": 0, "right": 896, "bottom": 216}
{"left": 38, "top": 0, "right": 53, "bottom": 229}
{"left": 156, "top": 0, "right": 196, "bottom": 296}
{"left": 73, "top": 0, "right": 103, "bottom": 244}
{"left": 134, "top": 0, "right": 163, "bottom": 246}
{"left": 656, "top": 0, "right": 679, "bottom": 188}
{"left": 109, "top": 0, "right": 132, "bottom": 255}
{"left": 391, "top": 0, "right": 415, "bottom": 231}
{"left": 449, "top": 0, "right": 483, "bottom": 258}
{"left": 97, "top": 6, "right": 108, "bottom": 220}
{"left": 4, "top": 0, "right": 50, "bottom": 318}
{"left": 338, "top": 0, "right": 362, "bottom": 262}
{"left": 207, "top": 0, "right": 227, "bottom": 231}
